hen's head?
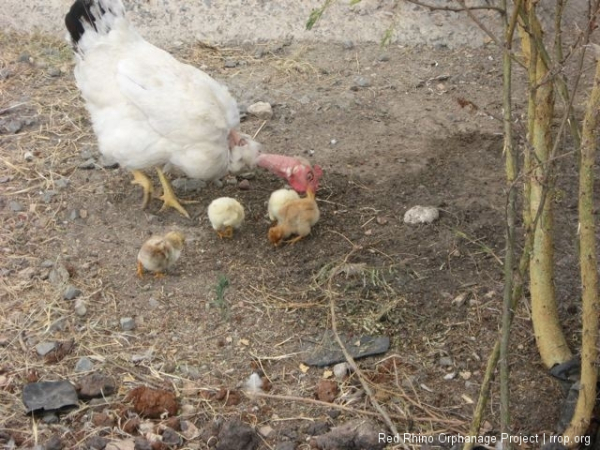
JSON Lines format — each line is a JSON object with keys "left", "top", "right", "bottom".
{"left": 257, "top": 154, "right": 323, "bottom": 194}
{"left": 288, "top": 161, "right": 323, "bottom": 194}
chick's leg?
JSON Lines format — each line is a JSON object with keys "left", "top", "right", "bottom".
{"left": 216, "top": 226, "right": 234, "bottom": 239}
{"left": 131, "top": 170, "right": 154, "bottom": 210}
{"left": 156, "top": 168, "right": 191, "bottom": 219}
{"left": 285, "top": 235, "right": 306, "bottom": 245}
{"left": 136, "top": 261, "right": 144, "bottom": 278}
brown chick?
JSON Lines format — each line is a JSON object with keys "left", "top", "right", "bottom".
{"left": 137, "top": 231, "right": 185, "bottom": 278}
{"left": 268, "top": 189, "right": 320, "bottom": 246}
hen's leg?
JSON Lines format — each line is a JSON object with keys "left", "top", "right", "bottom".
{"left": 156, "top": 168, "right": 191, "bottom": 219}
{"left": 130, "top": 170, "right": 154, "bottom": 209}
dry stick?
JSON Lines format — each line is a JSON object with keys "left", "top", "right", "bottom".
{"left": 499, "top": 0, "right": 518, "bottom": 441}
{"left": 327, "top": 295, "right": 399, "bottom": 437}
{"left": 404, "top": 0, "right": 505, "bottom": 13}
{"left": 245, "top": 391, "right": 465, "bottom": 425}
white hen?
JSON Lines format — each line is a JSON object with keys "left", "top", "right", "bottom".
{"left": 208, "top": 197, "right": 245, "bottom": 239}
{"left": 65, "top": 0, "right": 322, "bottom": 218}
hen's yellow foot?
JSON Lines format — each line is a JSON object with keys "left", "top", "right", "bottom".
{"left": 216, "top": 226, "right": 234, "bottom": 239}
{"left": 155, "top": 168, "right": 195, "bottom": 219}
{"left": 154, "top": 272, "right": 165, "bottom": 279}
{"left": 136, "top": 261, "right": 144, "bottom": 278}
{"left": 131, "top": 170, "right": 154, "bottom": 209}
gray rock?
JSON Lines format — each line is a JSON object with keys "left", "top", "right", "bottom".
{"left": 354, "top": 76, "right": 371, "bottom": 88}
{"left": 439, "top": 356, "right": 453, "bottom": 367}
{"left": 0, "top": 119, "right": 24, "bottom": 134}
{"left": 54, "top": 178, "right": 70, "bottom": 190}
{"left": 36, "top": 342, "right": 57, "bottom": 356}
{"left": 44, "top": 435, "right": 63, "bottom": 450}
{"left": 99, "top": 156, "right": 119, "bottom": 169}
{"left": 22, "top": 380, "right": 79, "bottom": 413}
{"left": 179, "top": 363, "right": 201, "bottom": 380}
{"left": 172, "top": 177, "right": 206, "bottom": 193}
{"left": 24, "top": 151, "right": 34, "bottom": 161}
{"left": 41, "top": 260, "right": 54, "bottom": 268}
{"left": 41, "top": 412, "right": 59, "bottom": 424}
{"left": 48, "top": 264, "right": 70, "bottom": 285}
{"left": 78, "top": 158, "right": 96, "bottom": 170}
{"left": 342, "top": 40, "right": 354, "bottom": 50}
{"left": 120, "top": 317, "right": 136, "bottom": 331}
{"left": 404, "top": 205, "right": 440, "bottom": 224}
{"left": 74, "top": 299, "right": 87, "bottom": 317}
{"left": 247, "top": 101, "right": 273, "bottom": 120}
{"left": 18, "top": 53, "right": 31, "bottom": 63}
{"left": 69, "top": 210, "right": 80, "bottom": 221}
{"left": 148, "top": 297, "right": 160, "bottom": 309}
{"left": 74, "top": 357, "right": 94, "bottom": 373}
{"left": 304, "top": 331, "right": 390, "bottom": 367}
{"left": 377, "top": 54, "right": 390, "bottom": 62}
{"left": 42, "top": 190, "right": 58, "bottom": 204}
{"left": 48, "top": 67, "right": 61, "bottom": 77}
{"left": 9, "top": 201, "right": 24, "bottom": 212}
{"left": 63, "top": 285, "right": 82, "bottom": 300}
{"left": 224, "top": 59, "right": 238, "bottom": 68}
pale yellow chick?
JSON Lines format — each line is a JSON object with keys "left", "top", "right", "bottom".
{"left": 208, "top": 197, "right": 245, "bottom": 239}
{"left": 268, "top": 188, "right": 300, "bottom": 222}
{"left": 137, "top": 231, "right": 185, "bottom": 278}
{"left": 268, "top": 190, "right": 320, "bottom": 246}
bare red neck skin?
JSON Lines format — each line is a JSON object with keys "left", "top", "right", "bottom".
{"left": 256, "top": 153, "right": 300, "bottom": 178}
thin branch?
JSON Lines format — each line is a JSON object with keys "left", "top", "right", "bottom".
{"left": 404, "top": 0, "right": 505, "bottom": 14}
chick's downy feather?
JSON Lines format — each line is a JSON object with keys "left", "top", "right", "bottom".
{"left": 208, "top": 197, "right": 245, "bottom": 233}
{"left": 268, "top": 188, "right": 300, "bottom": 222}
{"left": 137, "top": 231, "right": 185, "bottom": 274}
{"left": 268, "top": 191, "right": 320, "bottom": 246}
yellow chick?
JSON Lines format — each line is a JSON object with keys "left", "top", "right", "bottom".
{"left": 207, "top": 197, "right": 245, "bottom": 238}
{"left": 268, "top": 189, "right": 320, "bottom": 246}
{"left": 137, "top": 231, "right": 185, "bottom": 278}
{"left": 268, "top": 188, "right": 300, "bottom": 222}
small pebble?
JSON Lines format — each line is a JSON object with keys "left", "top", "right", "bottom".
{"left": 120, "top": 317, "right": 136, "bottom": 331}
{"left": 48, "top": 67, "right": 61, "bottom": 77}
{"left": 403, "top": 205, "right": 440, "bottom": 225}
{"left": 439, "top": 356, "right": 453, "bottom": 367}
{"left": 74, "top": 299, "right": 87, "bottom": 317}
{"left": 377, "top": 54, "right": 390, "bottom": 62}
{"left": 42, "top": 190, "right": 58, "bottom": 204}
{"left": 44, "top": 435, "right": 63, "bottom": 450}
{"left": 238, "top": 179, "right": 250, "bottom": 190}
{"left": 41, "top": 412, "right": 59, "bottom": 424}
{"left": 55, "top": 178, "right": 70, "bottom": 190}
{"left": 63, "top": 285, "right": 82, "bottom": 300}
{"left": 148, "top": 297, "right": 160, "bottom": 309}
{"left": 18, "top": 53, "right": 31, "bottom": 63}
{"left": 9, "top": 201, "right": 24, "bottom": 212}
{"left": 247, "top": 101, "right": 273, "bottom": 120}
{"left": 342, "top": 40, "right": 354, "bottom": 50}
{"left": 78, "top": 158, "right": 96, "bottom": 170}
{"left": 354, "top": 76, "right": 371, "bottom": 88}
{"left": 36, "top": 341, "right": 57, "bottom": 356}
{"left": 24, "top": 151, "right": 34, "bottom": 161}
{"left": 74, "top": 357, "right": 94, "bottom": 373}
{"left": 224, "top": 59, "right": 238, "bottom": 68}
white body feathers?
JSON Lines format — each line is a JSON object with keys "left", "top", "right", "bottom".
{"left": 69, "top": 0, "right": 260, "bottom": 180}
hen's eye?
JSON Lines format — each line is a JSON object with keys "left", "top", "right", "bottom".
{"left": 307, "top": 172, "right": 314, "bottom": 181}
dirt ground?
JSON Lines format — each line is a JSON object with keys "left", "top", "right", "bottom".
{"left": 0, "top": 30, "right": 588, "bottom": 449}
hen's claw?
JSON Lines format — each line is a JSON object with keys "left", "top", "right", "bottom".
{"left": 156, "top": 168, "right": 192, "bottom": 218}
{"left": 285, "top": 235, "right": 305, "bottom": 245}
{"left": 131, "top": 170, "right": 154, "bottom": 209}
